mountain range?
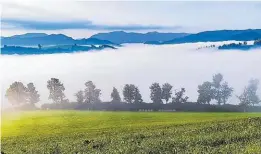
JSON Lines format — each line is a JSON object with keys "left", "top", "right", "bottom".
{"left": 1, "top": 29, "right": 261, "bottom": 46}
{"left": 1, "top": 33, "right": 116, "bottom": 46}
{"left": 163, "top": 29, "right": 261, "bottom": 44}
{"left": 90, "top": 31, "right": 189, "bottom": 44}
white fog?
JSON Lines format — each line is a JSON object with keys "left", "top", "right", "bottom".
{"left": 1, "top": 42, "right": 261, "bottom": 108}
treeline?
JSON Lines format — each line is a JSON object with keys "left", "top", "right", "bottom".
{"left": 2, "top": 44, "right": 116, "bottom": 55}
{"left": 218, "top": 40, "right": 261, "bottom": 50}
{"left": 5, "top": 73, "right": 261, "bottom": 111}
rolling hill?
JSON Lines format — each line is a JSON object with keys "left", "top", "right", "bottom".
{"left": 163, "top": 29, "right": 261, "bottom": 44}
{"left": 90, "top": 31, "right": 189, "bottom": 44}
{"left": 1, "top": 33, "right": 117, "bottom": 46}
{"left": 2, "top": 29, "right": 261, "bottom": 47}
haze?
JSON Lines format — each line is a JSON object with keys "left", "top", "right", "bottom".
{"left": 1, "top": 42, "right": 261, "bottom": 108}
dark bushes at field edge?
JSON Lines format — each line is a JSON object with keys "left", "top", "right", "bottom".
{"left": 41, "top": 102, "right": 261, "bottom": 112}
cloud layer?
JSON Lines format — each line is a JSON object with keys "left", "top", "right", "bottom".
{"left": 1, "top": 42, "right": 261, "bottom": 108}
{"left": 2, "top": 1, "right": 261, "bottom": 37}
{"left": 2, "top": 19, "right": 177, "bottom": 31}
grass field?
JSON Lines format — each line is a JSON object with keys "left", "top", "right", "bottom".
{"left": 1, "top": 111, "right": 261, "bottom": 154}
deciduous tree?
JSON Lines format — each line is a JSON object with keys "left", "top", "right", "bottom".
{"left": 75, "top": 90, "right": 84, "bottom": 103}
{"left": 238, "top": 79, "right": 260, "bottom": 107}
{"left": 27, "top": 82, "right": 40, "bottom": 104}
{"left": 197, "top": 81, "right": 213, "bottom": 104}
{"left": 111, "top": 87, "right": 121, "bottom": 102}
{"left": 162, "top": 83, "right": 173, "bottom": 103}
{"left": 220, "top": 82, "right": 233, "bottom": 105}
{"left": 212, "top": 73, "right": 233, "bottom": 105}
{"left": 133, "top": 87, "right": 143, "bottom": 103}
{"left": 123, "top": 84, "right": 136, "bottom": 103}
{"left": 172, "top": 88, "right": 189, "bottom": 103}
{"left": 84, "top": 81, "right": 101, "bottom": 103}
{"left": 47, "top": 78, "right": 65, "bottom": 104}
{"left": 5, "top": 81, "right": 28, "bottom": 105}
{"left": 150, "top": 83, "right": 162, "bottom": 104}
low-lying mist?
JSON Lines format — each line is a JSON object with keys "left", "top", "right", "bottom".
{"left": 1, "top": 42, "right": 261, "bottom": 108}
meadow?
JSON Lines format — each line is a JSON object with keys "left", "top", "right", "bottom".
{"left": 1, "top": 111, "right": 261, "bottom": 154}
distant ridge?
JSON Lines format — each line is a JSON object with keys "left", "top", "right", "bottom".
{"left": 75, "top": 38, "right": 117, "bottom": 46}
{"left": 90, "top": 31, "right": 189, "bottom": 44}
{"left": 11, "top": 33, "right": 48, "bottom": 38}
{"left": 2, "top": 29, "right": 261, "bottom": 46}
{"left": 163, "top": 29, "right": 261, "bottom": 44}
{"left": 1, "top": 33, "right": 117, "bottom": 46}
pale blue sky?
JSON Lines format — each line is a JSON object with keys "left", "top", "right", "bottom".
{"left": 2, "top": 1, "right": 261, "bottom": 38}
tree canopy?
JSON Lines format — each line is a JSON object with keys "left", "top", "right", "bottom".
{"left": 238, "top": 79, "right": 260, "bottom": 107}
{"left": 84, "top": 81, "right": 101, "bottom": 103}
{"left": 27, "top": 83, "right": 40, "bottom": 104}
{"left": 150, "top": 83, "right": 162, "bottom": 104}
{"left": 111, "top": 87, "right": 121, "bottom": 102}
{"left": 5, "top": 82, "right": 28, "bottom": 105}
{"left": 162, "top": 83, "right": 173, "bottom": 104}
{"left": 47, "top": 78, "right": 66, "bottom": 104}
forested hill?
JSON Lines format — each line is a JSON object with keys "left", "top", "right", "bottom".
{"left": 162, "top": 29, "right": 261, "bottom": 44}
{"left": 1, "top": 44, "right": 116, "bottom": 55}
{"left": 1, "top": 33, "right": 117, "bottom": 46}
{"left": 2, "top": 29, "right": 261, "bottom": 46}
{"left": 90, "top": 31, "right": 189, "bottom": 44}
{"left": 92, "top": 29, "right": 261, "bottom": 44}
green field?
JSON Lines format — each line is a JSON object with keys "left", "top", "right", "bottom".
{"left": 1, "top": 111, "right": 261, "bottom": 154}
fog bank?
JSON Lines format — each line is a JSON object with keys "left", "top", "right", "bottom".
{"left": 1, "top": 42, "right": 261, "bottom": 108}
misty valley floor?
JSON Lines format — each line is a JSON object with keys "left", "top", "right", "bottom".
{"left": 1, "top": 42, "right": 261, "bottom": 108}
{"left": 1, "top": 111, "right": 261, "bottom": 154}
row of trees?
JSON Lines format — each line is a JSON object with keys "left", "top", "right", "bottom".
{"left": 197, "top": 74, "right": 260, "bottom": 107}
{"left": 5, "top": 74, "right": 261, "bottom": 109}
{"left": 197, "top": 73, "right": 233, "bottom": 105}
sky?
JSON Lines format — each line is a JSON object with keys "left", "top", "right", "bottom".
{"left": 1, "top": 1, "right": 261, "bottom": 38}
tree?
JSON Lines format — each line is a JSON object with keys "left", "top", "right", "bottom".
{"left": 162, "top": 83, "right": 173, "bottom": 103}
{"left": 172, "top": 88, "right": 189, "bottom": 103}
{"left": 94, "top": 89, "right": 101, "bottom": 103}
{"left": 75, "top": 90, "right": 84, "bottom": 103}
{"left": 47, "top": 78, "right": 65, "bottom": 104}
{"left": 123, "top": 84, "right": 135, "bottom": 103}
{"left": 150, "top": 83, "right": 162, "bottom": 104}
{"left": 237, "top": 79, "right": 260, "bottom": 107}
{"left": 27, "top": 83, "right": 40, "bottom": 104}
{"left": 197, "top": 81, "right": 213, "bottom": 104}
{"left": 212, "top": 73, "right": 223, "bottom": 84}
{"left": 220, "top": 82, "right": 233, "bottom": 104}
{"left": 212, "top": 73, "right": 233, "bottom": 105}
{"left": 133, "top": 87, "right": 143, "bottom": 103}
{"left": 38, "top": 44, "right": 42, "bottom": 50}
{"left": 111, "top": 87, "right": 121, "bottom": 102}
{"left": 84, "top": 81, "right": 101, "bottom": 103}
{"left": 5, "top": 82, "right": 28, "bottom": 105}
